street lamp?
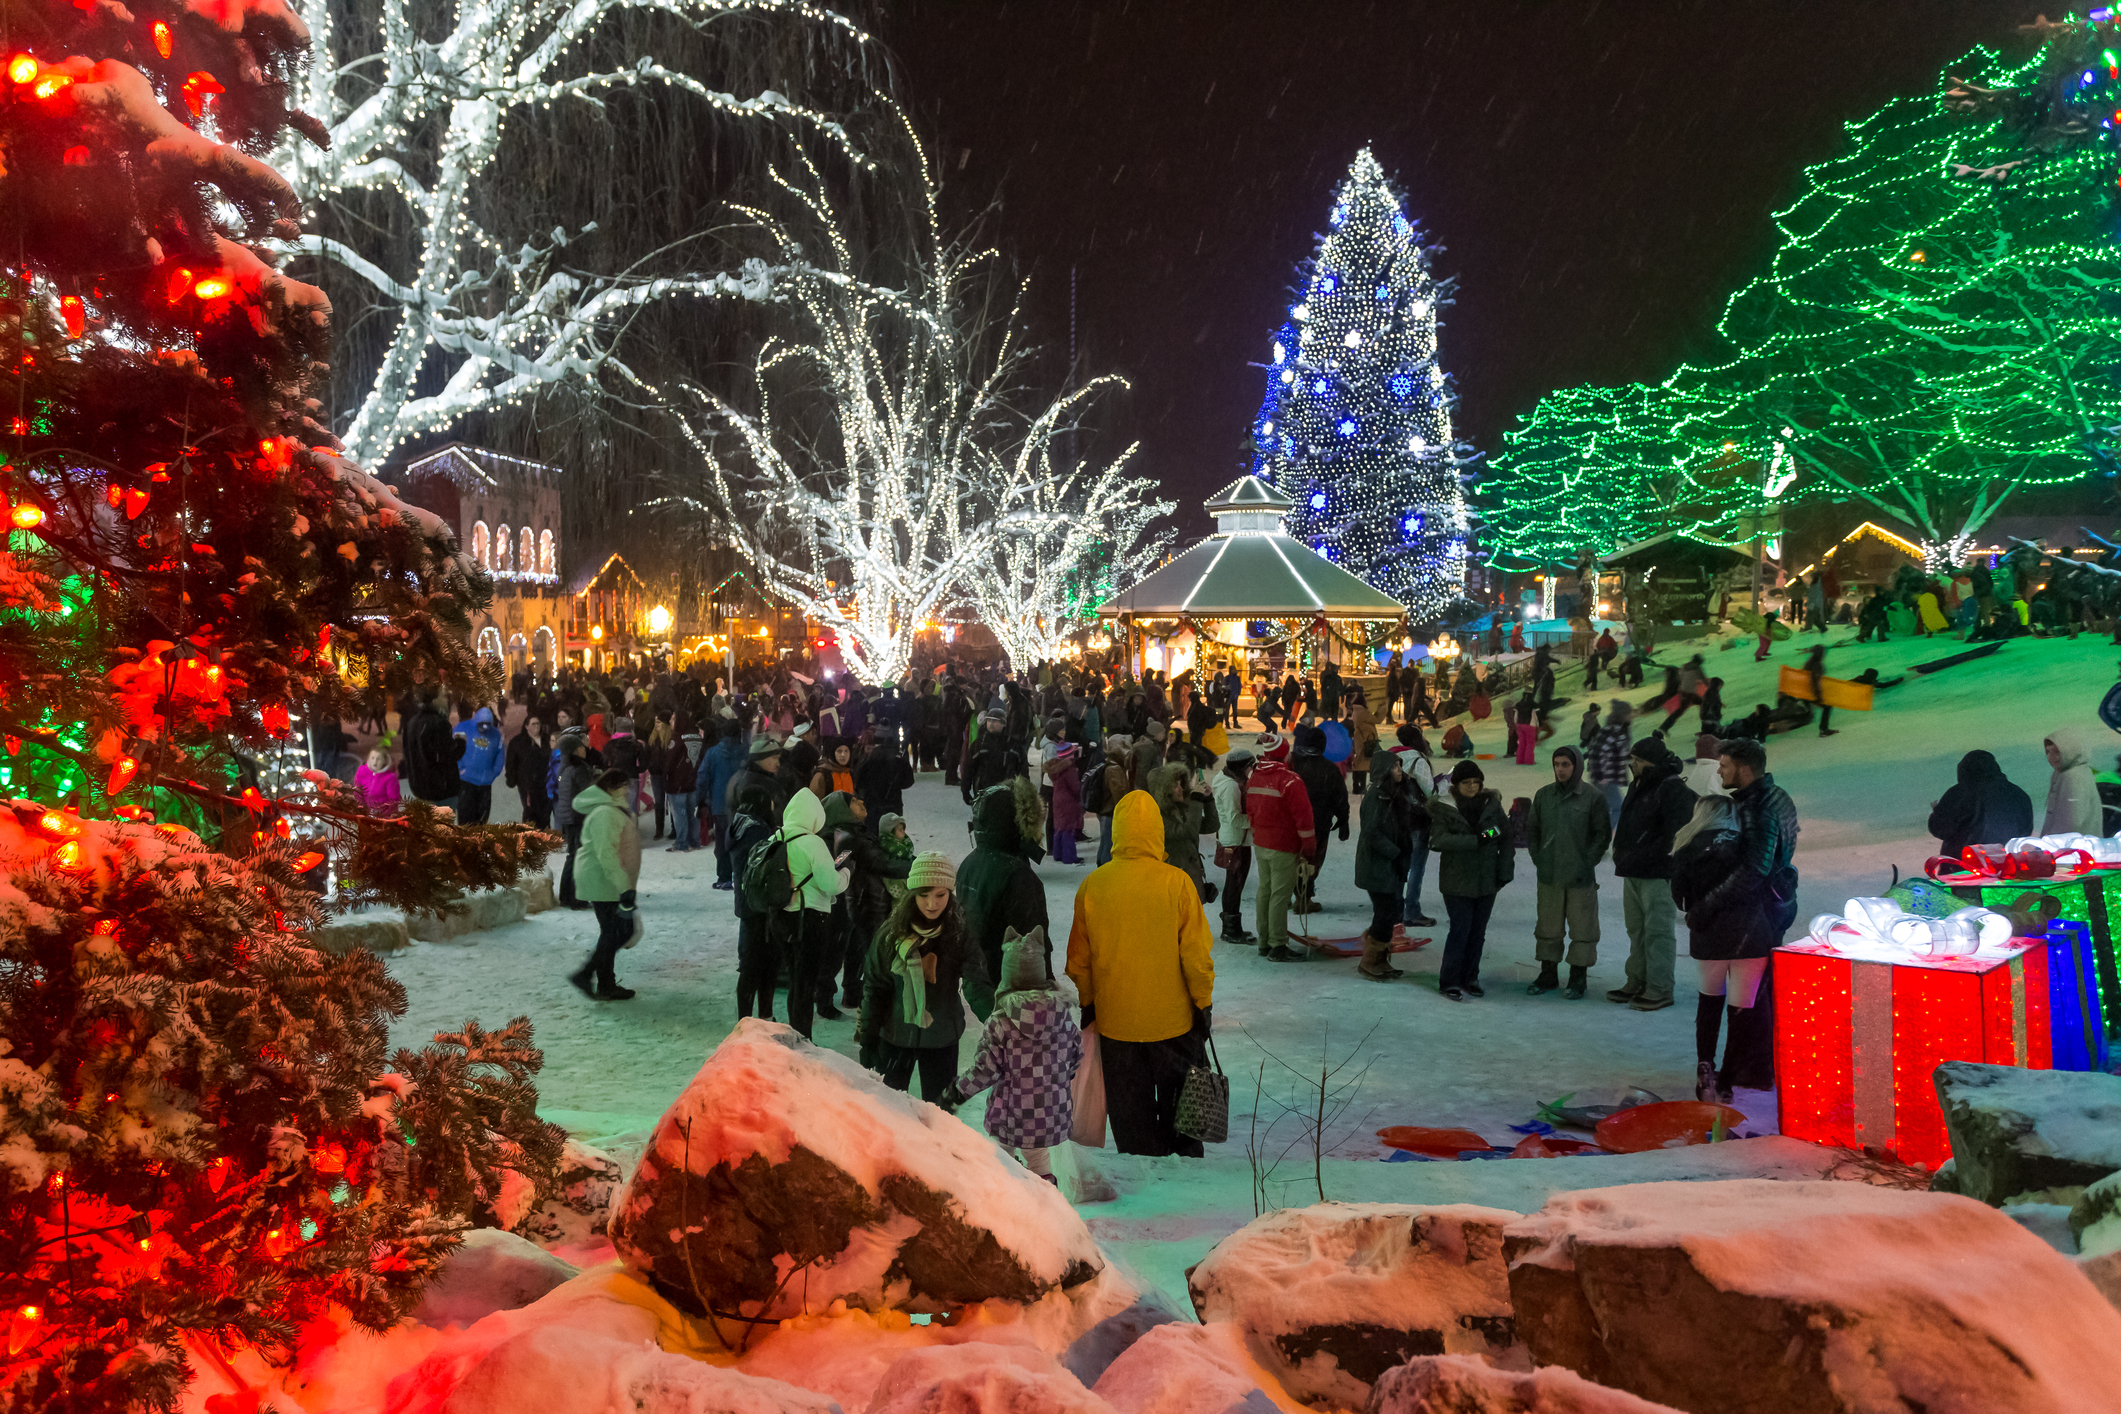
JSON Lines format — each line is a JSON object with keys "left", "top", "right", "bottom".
{"left": 590, "top": 624, "right": 604, "bottom": 642}
{"left": 647, "top": 604, "right": 672, "bottom": 635}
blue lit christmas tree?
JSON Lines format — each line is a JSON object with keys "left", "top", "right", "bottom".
{"left": 1248, "top": 148, "right": 1473, "bottom": 621}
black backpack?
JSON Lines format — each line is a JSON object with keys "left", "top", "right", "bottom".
{"left": 741, "top": 825, "right": 797, "bottom": 914}
{"left": 1082, "top": 758, "right": 1111, "bottom": 816}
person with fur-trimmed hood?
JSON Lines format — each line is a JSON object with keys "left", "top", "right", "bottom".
{"left": 1147, "top": 759, "right": 1220, "bottom": 903}
{"left": 958, "top": 777, "right": 1050, "bottom": 988}
{"left": 939, "top": 926, "right": 1080, "bottom": 1183}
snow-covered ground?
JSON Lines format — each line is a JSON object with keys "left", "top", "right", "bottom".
{"left": 377, "top": 625, "right": 2116, "bottom": 1295}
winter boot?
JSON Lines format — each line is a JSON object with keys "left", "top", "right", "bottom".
{"left": 1527, "top": 961, "right": 1561, "bottom": 995}
{"left": 1222, "top": 918, "right": 1257, "bottom": 945}
{"left": 1358, "top": 932, "right": 1400, "bottom": 982}
{"left": 1562, "top": 965, "right": 1589, "bottom": 1000}
{"left": 1720, "top": 1002, "right": 1776, "bottom": 1094}
{"left": 1694, "top": 992, "right": 1724, "bottom": 1100}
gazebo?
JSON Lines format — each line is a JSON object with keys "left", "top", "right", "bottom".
{"left": 1097, "top": 475, "right": 1409, "bottom": 674}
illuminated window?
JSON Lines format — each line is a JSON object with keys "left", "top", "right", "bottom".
{"left": 493, "top": 524, "right": 511, "bottom": 571}
{"left": 520, "top": 527, "right": 537, "bottom": 576}
{"left": 471, "top": 521, "right": 490, "bottom": 569}
{"left": 539, "top": 530, "right": 555, "bottom": 577}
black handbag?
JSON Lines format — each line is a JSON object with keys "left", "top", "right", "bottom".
{"left": 1175, "top": 1032, "right": 1229, "bottom": 1144}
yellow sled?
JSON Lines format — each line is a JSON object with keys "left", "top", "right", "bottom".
{"left": 1777, "top": 666, "right": 1874, "bottom": 712}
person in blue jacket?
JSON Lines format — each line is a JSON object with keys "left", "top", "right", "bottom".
{"left": 453, "top": 705, "right": 507, "bottom": 824}
{"left": 698, "top": 719, "right": 749, "bottom": 890}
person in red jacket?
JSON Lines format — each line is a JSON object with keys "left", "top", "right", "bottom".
{"left": 1245, "top": 733, "right": 1317, "bottom": 962}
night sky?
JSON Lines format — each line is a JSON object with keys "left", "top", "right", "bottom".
{"left": 884, "top": 1, "right": 2040, "bottom": 536}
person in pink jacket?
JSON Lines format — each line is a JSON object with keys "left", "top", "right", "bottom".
{"left": 355, "top": 746, "right": 402, "bottom": 813}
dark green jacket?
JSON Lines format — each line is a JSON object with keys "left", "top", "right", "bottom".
{"left": 957, "top": 781, "right": 1048, "bottom": 1003}
{"left": 1528, "top": 777, "right": 1612, "bottom": 888}
{"left": 1427, "top": 788, "right": 1515, "bottom": 898}
{"left": 1353, "top": 777, "right": 1424, "bottom": 893}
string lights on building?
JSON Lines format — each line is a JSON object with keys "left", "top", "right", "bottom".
{"left": 1246, "top": 148, "right": 1472, "bottom": 622}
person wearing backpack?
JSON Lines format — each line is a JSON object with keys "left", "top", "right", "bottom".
{"left": 728, "top": 780, "right": 785, "bottom": 1021}
{"left": 566, "top": 768, "right": 642, "bottom": 1001}
{"left": 751, "top": 785, "right": 850, "bottom": 1040}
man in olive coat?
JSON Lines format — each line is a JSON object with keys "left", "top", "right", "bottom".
{"left": 1526, "top": 744, "right": 1611, "bottom": 999}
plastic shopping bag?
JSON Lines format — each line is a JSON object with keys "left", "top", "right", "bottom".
{"left": 1071, "top": 1024, "right": 1107, "bottom": 1148}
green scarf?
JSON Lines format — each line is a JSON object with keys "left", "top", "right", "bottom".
{"left": 891, "top": 922, "right": 941, "bottom": 1029}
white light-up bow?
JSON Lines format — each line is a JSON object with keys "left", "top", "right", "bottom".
{"left": 2003, "top": 833, "right": 2121, "bottom": 863}
{"left": 1806, "top": 896, "right": 2012, "bottom": 958}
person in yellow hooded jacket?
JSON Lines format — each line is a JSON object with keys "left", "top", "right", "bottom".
{"left": 1066, "top": 788, "right": 1216, "bottom": 1156}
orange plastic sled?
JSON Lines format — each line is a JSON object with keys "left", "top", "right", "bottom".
{"left": 1377, "top": 1126, "right": 1491, "bottom": 1158}
{"left": 1775, "top": 666, "right": 1874, "bottom": 712}
{"left": 1594, "top": 1101, "right": 1747, "bottom": 1153}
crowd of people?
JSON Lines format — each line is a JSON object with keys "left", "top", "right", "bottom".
{"left": 323, "top": 616, "right": 2113, "bottom": 1163}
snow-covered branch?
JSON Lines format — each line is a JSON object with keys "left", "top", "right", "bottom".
{"left": 271, "top": 0, "right": 879, "bottom": 467}
{"left": 666, "top": 116, "right": 1170, "bottom": 680}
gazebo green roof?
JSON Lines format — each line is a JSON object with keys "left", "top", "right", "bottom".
{"left": 1096, "top": 476, "right": 1406, "bottom": 621}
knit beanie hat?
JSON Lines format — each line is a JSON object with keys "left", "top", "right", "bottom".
{"left": 879, "top": 811, "right": 906, "bottom": 837}
{"left": 906, "top": 851, "right": 957, "bottom": 892}
{"left": 1145, "top": 720, "right": 1167, "bottom": 740}
{"left": 748, "top": 735, "right": 783, "bottom": 760}
{"left": 1449, "top": 760, "right": 1486, "bottom": 787}
{"left": 1630, "top": 734, "right": 1680, "bottom": 770}
{"left": 1258, "top": 732, "right": 1290, "bottom": 763}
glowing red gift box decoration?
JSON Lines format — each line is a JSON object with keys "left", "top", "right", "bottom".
{"left": 1776, "top": 937, "right": 2051, "bottom": 1169}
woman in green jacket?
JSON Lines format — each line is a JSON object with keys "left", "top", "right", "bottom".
{"left": 567, "top": 767, "right": 643, "bottom": 1001}
{"left": 1426, "top": 760, "right": 1514, "bottom": 1002}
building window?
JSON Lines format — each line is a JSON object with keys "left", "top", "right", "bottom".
{"left": 520, "top": 526, "right": 537, "bottom": 577}
{"left": 540, "top": 530, "right": 555, "bottom": 577}
{"left": 494, "top": 524, "right": 511, "bottom": 571}
{"left": 476, "top": 626, "right": 503, "bottom": 659}
{"left": 472, "top": 521, "right": 490, "bottom": 570}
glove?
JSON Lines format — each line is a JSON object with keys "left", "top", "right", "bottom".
{"left": 619, "top": 889, "right": 638, "bottom": 911}
{"left": 1194, "top": 1005, "right": 1213, "bottom": 1037}
{"left": 1079, "top": 1003, "right": 1096, "bottom": 1029}
{"left": 1478, "top": 826, "right": 1502, "bottom": 844}
{"left": 935, "top": 1083, "right": 963, "bottom": 1113}
{"left": 1338, "top": 824, "right": 1350, "bottom": 842}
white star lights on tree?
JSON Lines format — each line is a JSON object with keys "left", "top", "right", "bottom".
{"left": 1248, "top": 148, "right": 1473, "bottom": 622}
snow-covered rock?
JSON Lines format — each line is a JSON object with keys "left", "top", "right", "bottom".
{"left": 1091, "top": 1321, "right": 1280, "bottom": 1414}
{"left": 1059, "top": 1294, "right": 1187, "bottom": 1387}
{"left": 407, "top": 881, "right": 530, "bottom": 940}
{"left": 412, "top": 1228, "right": 579, "bottom": 1327}
{"left": 1503, "top": 1179, "right": 2121, "bottom": 1414}
{"left": 2073, "top": 1169, "right": 2121, "bottom": 1258}
{"left": 2079, "top": 1249, "right": 2121, "bottom": 1314}
{"left": 388, "top": 1264, "right": 840, "bottom": 1414}
{"left": 1932, "top": 1061, "right": 2121, "bottom": 1204}
{"left": 1186, "top": 1202, "right": 1524, "bottom": 1409}
{"left": 516, "top": 1138, "right": 624, "bottom": 1248}
{"left": 869, "top": 1343, "right": 1115, "bottom": 1414}
{"left": 608, "top": 1019, "right": 1104, "bottom": 1319}
{"left": 1999, "top": 1200, "right": 2080, "bottom": 1255}
{"left": 1369, "top": 1355, "right": 1682, "bottom": 1414}
{"left": 309, "top": 914, "right": 410, "bottom": 955}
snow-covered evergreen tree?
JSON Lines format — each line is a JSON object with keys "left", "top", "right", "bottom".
{"left": 0, "top": 4, "right": 561, "bottom": 1407}
{"left": 1248, "top": 148, "right": 1472, "bottom": 621}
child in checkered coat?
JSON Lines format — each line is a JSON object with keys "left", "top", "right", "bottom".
{"left": 943, "top": 925, "right": 1080, "bottom": 1182}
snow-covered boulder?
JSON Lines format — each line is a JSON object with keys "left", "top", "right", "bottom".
{"left": 1933, "top": 1061, "right": 2121, "bottom": 1204}
{"left": 308, "top": 914, "right": 409, "bottom": 955}
{"left": 1369, "top": 1355, "right": 1683, "bottom": 1414}
{"left": 1060, "top": 1294, "right": 1187, "bottom": 1386}
{"left": 516, "top": 1137, "right": 624, "bottom": 1247}
{"left": 407, "top": 881, "right": 529, "bottom": 940}
{"left": 869, "top": 1343, "right": 1115, "bottom": 1414}
{"left": 1186, "top": 1202, "right": 1524, "bottom": 1409}
{"left": 413, "top": 1228, "right": 578, "bottom": 1327}
{"left": 2073, "top": 1169, "right": 2121, "bottom": 1258}
{"left": 1092, "top": 1321, "right": 1279, "bottom": 1414}
{"left": 608, "top": 1019, "right": 1103, "bottom": 1318}
{"left": 1503, "top": 1179, "right": 2121, "bottom": 1414}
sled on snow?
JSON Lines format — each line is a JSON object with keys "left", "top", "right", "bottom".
{"left": 1909, "top": 641, "right": 2003, "bottom": 676}
{"left": 1775, "top": 666, "right": 1874, "bottom": 712}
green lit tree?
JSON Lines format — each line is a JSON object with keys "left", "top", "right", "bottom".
{"left": 1486, "top": 33, "right": 2121, "bottom": 571}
